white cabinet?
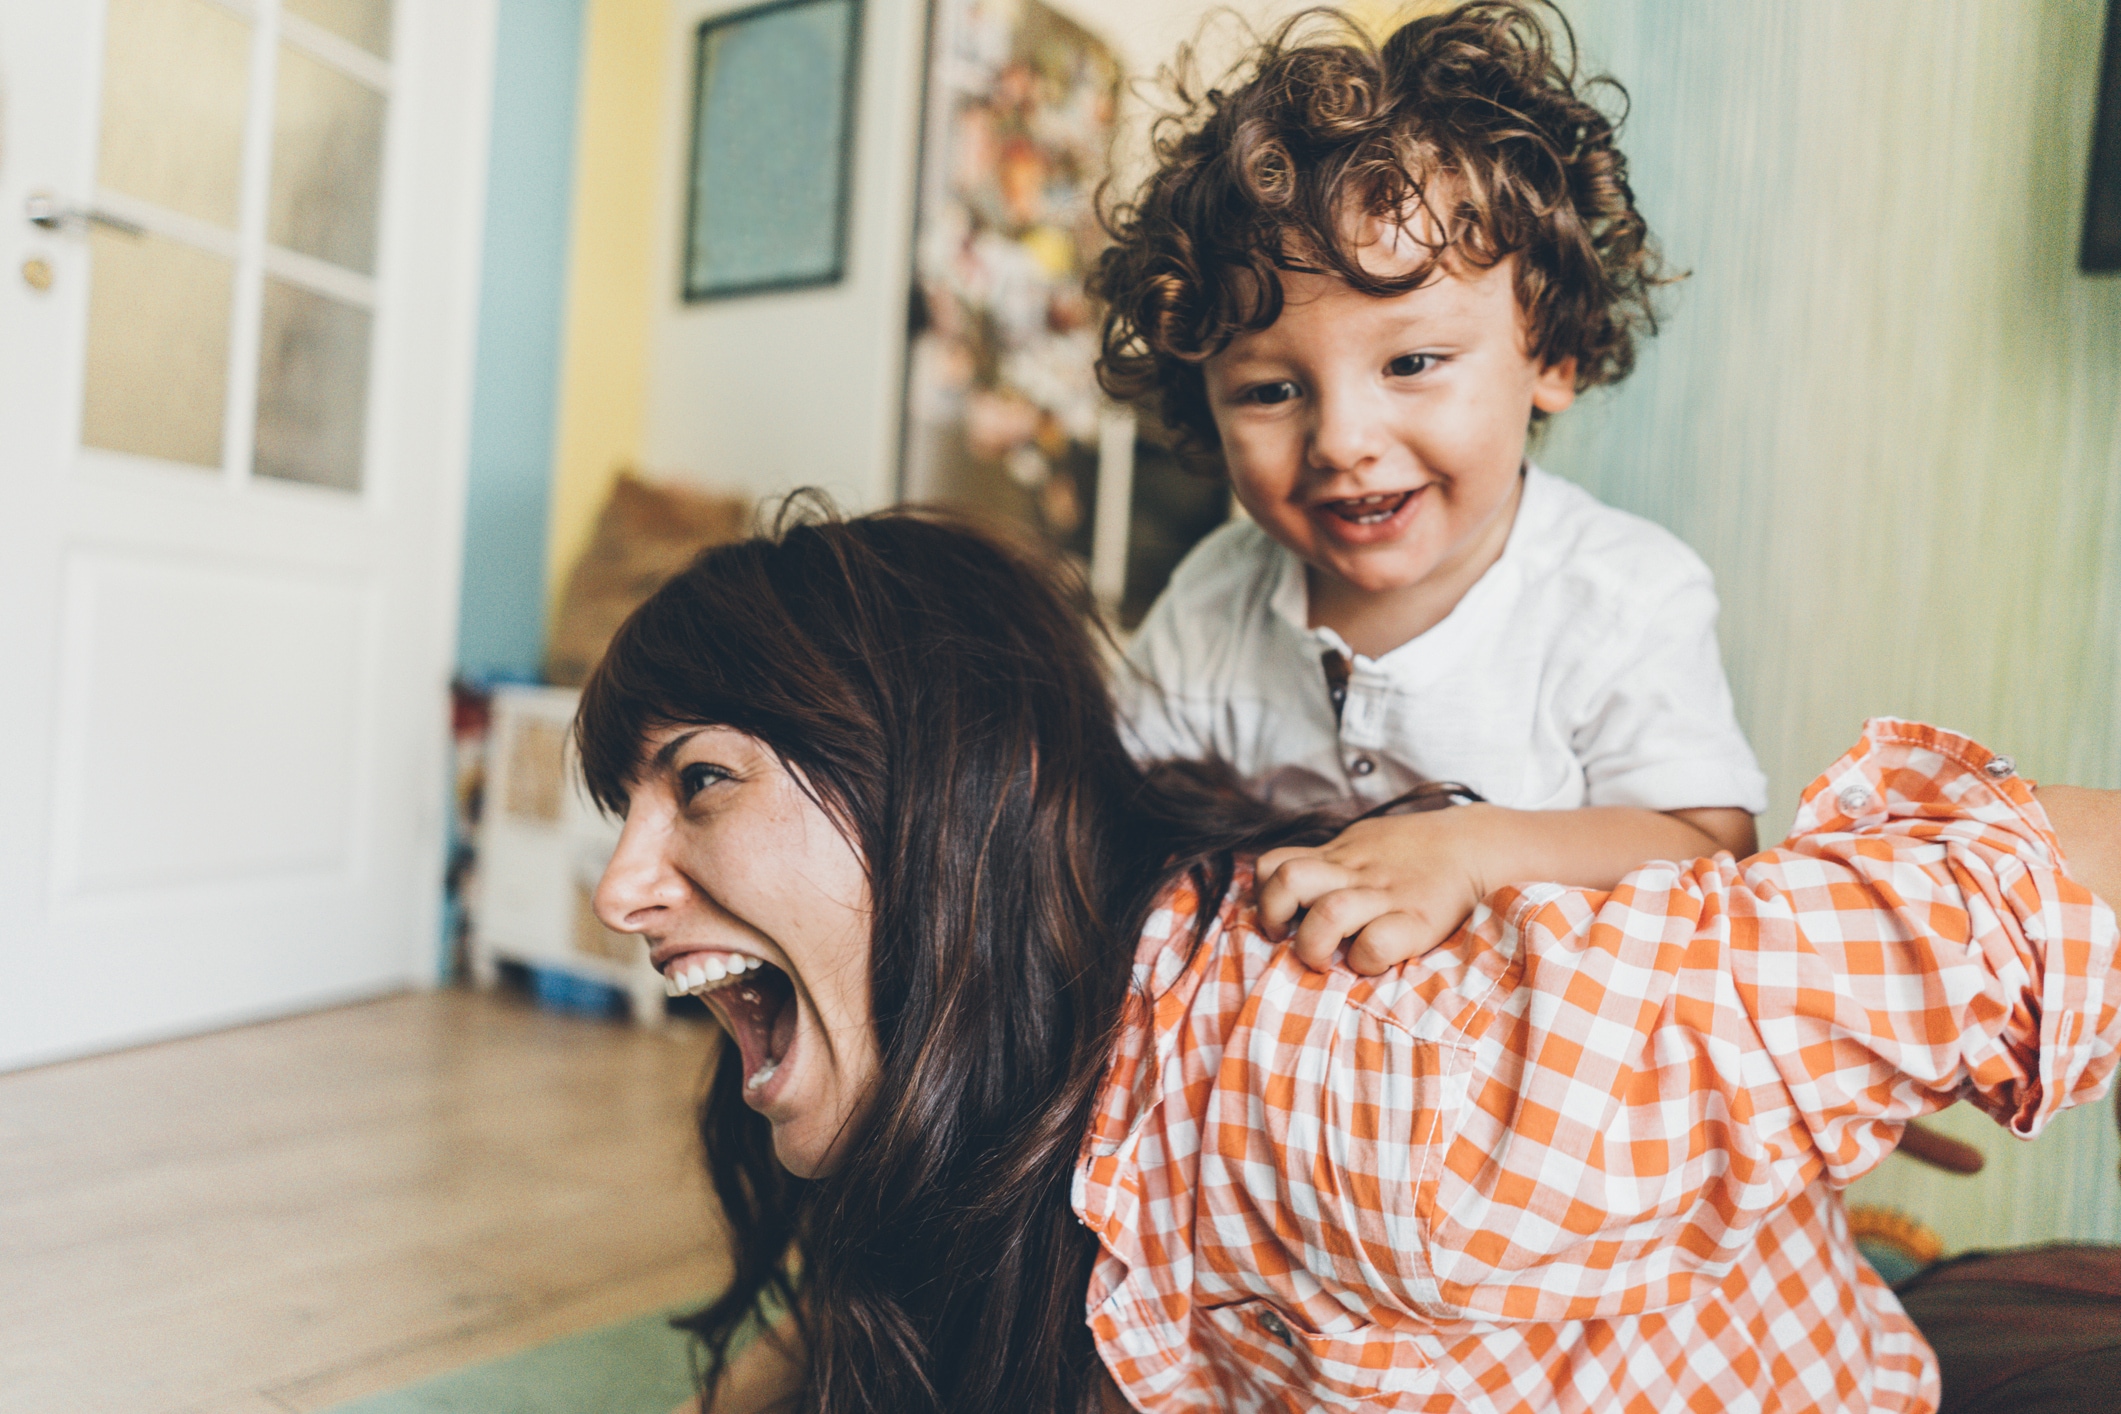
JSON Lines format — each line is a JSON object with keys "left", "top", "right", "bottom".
{"left": 469, "top": 684, "right": 665, "bottom": 1024}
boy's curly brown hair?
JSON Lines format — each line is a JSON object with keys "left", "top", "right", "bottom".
{"left": 1092, "top": 1, "right": 1670, "bottom": 466}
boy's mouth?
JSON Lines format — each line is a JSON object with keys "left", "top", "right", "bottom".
{"left": 1306, "top": 487, "right": 1425, "bottom": 529}
{"left": 662, "top": 950, "right": 798, "bottom": 1103}
{"left": 1316, "top": 489, "right": 1419, "bottom": 526}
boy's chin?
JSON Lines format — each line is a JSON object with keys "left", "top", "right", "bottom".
{"left": 1302, "top": 540, "right": 1443, "bottom": 596}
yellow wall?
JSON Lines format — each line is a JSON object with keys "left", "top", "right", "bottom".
{"left": 545, "top": 0, "right": 667, "bottom": 607}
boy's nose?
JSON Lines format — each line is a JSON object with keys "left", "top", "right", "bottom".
{"left": 1306, "top": 386, "right": 1387, "bottom": 476}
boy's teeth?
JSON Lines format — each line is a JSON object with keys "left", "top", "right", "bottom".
{"left": 1324, "top": 491, "right": 1410, "bottom": 524}
{"left": 1315, "top": 491, "right": 1416, "bottom": 525}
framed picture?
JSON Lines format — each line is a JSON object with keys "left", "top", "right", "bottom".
{"left": 683, "top": 0, "right": 862, "bottom": 301}
{"left": 2085, "top": 0, "right": 2121, "bottom": 272}
{"left": 898, "top": 0, "right": 1120, "bottom": 563}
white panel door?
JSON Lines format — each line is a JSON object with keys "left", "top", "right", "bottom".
{"left": 0, "top": 0, "right": 496, "bottom": 1069}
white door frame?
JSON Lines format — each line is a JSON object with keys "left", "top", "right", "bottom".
{"left": 0, "top": 0, "right": 497, "bottom": 1069}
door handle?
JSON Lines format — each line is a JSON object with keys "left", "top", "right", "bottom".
{"left": 24, "top": 191, "right": 145, "bottom": 237}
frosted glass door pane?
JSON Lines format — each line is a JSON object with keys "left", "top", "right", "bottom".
{"left": 254, "top": 278, "right": 370, "bottom": 491}
{"left": 98, "top": 0, "right": 251, "bottom": 229}
{"left": 286, "top": 0, "right": 394, "bottom": 58}
{"left": 267, "top": 46, "right": 385, "bottom": 274}
{"left": 82, "top": 228, "right": 233, "bottom": 468}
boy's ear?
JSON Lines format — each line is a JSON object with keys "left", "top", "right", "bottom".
{"left": 1532, "top": 356, "right": 1578, "bottom": 415}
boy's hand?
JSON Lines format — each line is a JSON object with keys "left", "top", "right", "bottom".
{"left": 1256, "top": 802, "right": 1756, "bottom": 974}
{"left": 1255, "top": 808, "right": 1497, "bottom": 975}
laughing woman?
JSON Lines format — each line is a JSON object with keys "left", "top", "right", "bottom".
{"left": 583, "top": 508, "right": 2121, "bottom": 1414}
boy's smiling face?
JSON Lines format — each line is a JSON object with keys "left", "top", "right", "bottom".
{"left": 1203, "top": 238, "right": 1577, "bottom": 652}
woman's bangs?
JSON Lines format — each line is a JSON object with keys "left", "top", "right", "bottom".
{"left": 574, "top": 572, "right": 752, "bottom": 815}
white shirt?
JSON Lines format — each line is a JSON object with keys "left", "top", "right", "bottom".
{"left": 1117, "top": 465, "right": 1768, "bottom": 815}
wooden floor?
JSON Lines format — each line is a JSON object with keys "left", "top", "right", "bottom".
{"left": 0, "top": 988, "right": 728, "bottom": 1414}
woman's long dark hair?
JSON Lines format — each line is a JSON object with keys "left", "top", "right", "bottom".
{"left": 575, "top": 501, "right": 1330, "bottom": 1412}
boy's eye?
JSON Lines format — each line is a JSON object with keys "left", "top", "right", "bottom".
{"left": 677, "top": 761, "right": 732, "bottom": 803}
{"left": 1386, "top": 353, "right": 1435, "bottom": 378}
{"left": 1244, "top": 380, "right": 1300, "bottom": 407}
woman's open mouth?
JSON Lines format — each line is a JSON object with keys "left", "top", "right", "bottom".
{"left": 663, "top": 951, "right": 799, "bottom": 1105}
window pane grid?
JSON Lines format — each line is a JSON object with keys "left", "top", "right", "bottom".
{"left": 279, "top": 12, "right": 393, "bottom": 92}
{"left": 83, "top": 0, "right": 392, "bottom": 494}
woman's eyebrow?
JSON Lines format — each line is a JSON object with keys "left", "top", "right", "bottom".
{"left": 649, "top": 728, "right": 706, "bottom": 773}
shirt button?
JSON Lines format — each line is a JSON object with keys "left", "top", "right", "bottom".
{"left": 1837, "top": 785, "right": 1872, "bottom": 815}
{"left": 1985, "top": 755, "right": 2016, "bottom": 779}
{"left": 1257, "top": 1311, "right": 1295, "bottom": 1348}
{"left": 1349, "top": 756, "right": 1376, "bottom": 777}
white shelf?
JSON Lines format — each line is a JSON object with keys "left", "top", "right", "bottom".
{"left": 468, "top": 684, "right": 665, "bottom": 1025}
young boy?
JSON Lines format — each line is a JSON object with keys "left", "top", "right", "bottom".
{"left": 1095, "top": 1, "right": 1767, "bottom": 972}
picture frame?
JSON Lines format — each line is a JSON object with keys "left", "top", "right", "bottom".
{"left": 2084, "top": 0, "right": 2121, "bottom": 272}
{"left": 897, "top": 0, "right": 1121, "bottom": 563}
{"left": 682, "top": 0, "right": 862, "bottom": 301}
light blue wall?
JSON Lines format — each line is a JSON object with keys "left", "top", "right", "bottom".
{"left": 458, "top": 0, "right": 587, "bottom": 683}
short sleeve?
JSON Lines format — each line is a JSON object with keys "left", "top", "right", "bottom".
{"left": 1569, "top": 558, "right": 1768, "bottom": 815}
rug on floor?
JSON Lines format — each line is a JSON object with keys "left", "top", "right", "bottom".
{"left": 321, "top": 1304, "right": 704, "bottom": 1414}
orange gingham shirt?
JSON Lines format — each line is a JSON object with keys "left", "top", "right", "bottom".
{"left": 1072, "top": 720, "right": 2121, "bottom": 1412}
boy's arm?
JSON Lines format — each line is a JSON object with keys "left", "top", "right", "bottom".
{"left": 1662, "top": 805, "right": 1757, "bottom": 856}
{"left": 2036, "top": 784, "right": 2121, "bottom": 908}
{"left": 1258, "top": 802, "right": 1755, "bottom": 973}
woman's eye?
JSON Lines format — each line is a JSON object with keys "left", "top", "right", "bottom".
{"left": 1387, "top": 353, "right": 1435, "bottom": 378}
{"left": 677, "top": 762, "right": 730, "bottom": 803}
{"left": 1244, "top": 381, "right": 1300, "bottom": 407}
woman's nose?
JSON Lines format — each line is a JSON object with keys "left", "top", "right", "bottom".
{"left": 592, "top": 813, "right": 685, "bottom": 934}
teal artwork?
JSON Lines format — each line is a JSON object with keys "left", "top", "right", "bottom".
{"left": 684, "top": 0, "right": 859, "bottom": 300}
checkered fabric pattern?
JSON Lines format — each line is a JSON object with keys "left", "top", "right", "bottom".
{"left": 1071, "top": 720, "right": 2121, "bottom": 1413}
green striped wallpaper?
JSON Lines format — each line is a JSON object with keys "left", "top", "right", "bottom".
{"left": 1541, "top": 0, "right": 2121, "bottom": 1249}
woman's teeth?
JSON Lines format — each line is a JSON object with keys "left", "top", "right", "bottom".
{"left": 662, "top": 951, "right": 766, "bottom": 997}
{"left": 745, "top": 1058, "right": 780, "bottom": 1092}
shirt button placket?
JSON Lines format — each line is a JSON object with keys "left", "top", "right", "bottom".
{"left": 1341, "top": 677, "right": 1384, "bottom": 791}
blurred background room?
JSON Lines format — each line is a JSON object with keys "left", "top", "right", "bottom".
{"left": 1, "top": 0, "right": 2118, "bottom": 1408}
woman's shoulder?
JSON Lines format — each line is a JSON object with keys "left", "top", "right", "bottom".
{"left": 1130, "top": 865, "right": 1260, "bottom": 1003}
{"left": 1128, "top": 863, "right": 1505, "bottom": 1020}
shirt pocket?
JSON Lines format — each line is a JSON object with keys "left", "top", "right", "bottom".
{"left": 1200, "top": 1297, "right": 1435, "bottom": 1407}
{"left": 1298, "top": 1006, "right": 1482, "bottom": 1313}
